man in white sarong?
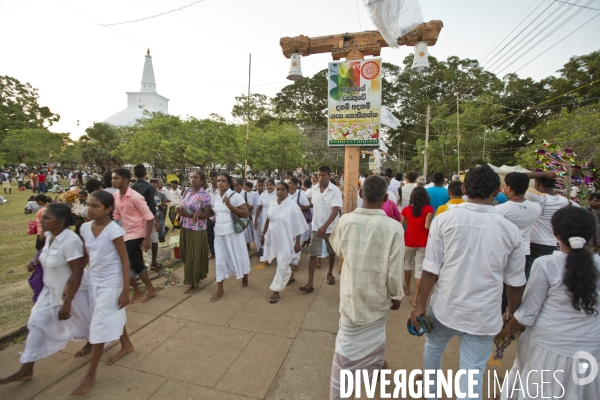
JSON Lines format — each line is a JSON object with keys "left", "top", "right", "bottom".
{"left": 261, "top": 182, "right": 308, "bottom": 303}
{"left": 329, "top": 175, "right": 405, "bottom": 400}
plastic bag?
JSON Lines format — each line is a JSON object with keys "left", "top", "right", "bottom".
{"left": 363, "top": 0, "right": 423, "bottom": 49}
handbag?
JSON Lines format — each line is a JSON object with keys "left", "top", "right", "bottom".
{"left": 28, "top": 220, "right": 38, "bottom": 235}
{"left": 229, "top": 193, "right": 249, "bottom": 233}
{"left": 297, "top": 192, "right": 313, "bottom": 223}
{"left": 28, "top": 249, "right": 44, "bottom": 303}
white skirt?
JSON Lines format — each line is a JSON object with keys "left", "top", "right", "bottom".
{"left": 501, "top": 332, "right": 600, "bottom": 399}
{"left": 89, "top": 284, "right": 127, "bottom": 344}
{"left": 243, "top": 223, "right": 254, "bottom": 244}
{"left": 20, "top": 283, "right": 90, "bottom": 363}
{"left": 215, "top": 232, "right": 251, "bottom": 282}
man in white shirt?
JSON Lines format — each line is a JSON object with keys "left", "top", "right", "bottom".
{"left": 168, "top": 180, "right": 182, "bottom": 227}
{"left": 524, "top": 170, "right": 568, "bottom": 279}
{"left": 411, "top": 165, "right": 526, "bottom": 398}
{"left": 299, "top": 166, "right": 343, "bottom": 292}
{"left": 329, "top": 175, "right": 404, "bottom": 399}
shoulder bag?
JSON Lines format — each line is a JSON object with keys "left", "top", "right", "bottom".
{"left": 229, "top": 193, "right": 249, "bottom": 233}
{"left": 297, "top": 192, "right": 312, "bottom": 223}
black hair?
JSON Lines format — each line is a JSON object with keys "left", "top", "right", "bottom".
{"left": 257, "top": 178, "right": 265, "bottom": 184}
{"left": 46, "top": 202, "right": 77, "bottom": 228}
{"left": 395, "top": 173, "right": 403, "bottom": 181}
{"left": 535, "top": 177, "right": 556, "bottom": 188}
{"left": 362, "top": 175, "right": 388, "bottom": 203}
{"left": 150, "top": 178, "right": 158, "bottom": 183}
{"left": 89, "top": 190, "right": 115, "bottom": 219}
{"left": 432, "top": 171, "right": 445, "bottom": 185}
{"left": 318, "top": 166, "right": 331, "bottom": 175}
{"left": 85, "top": 179, "right": 102, "bottom": 193}
{"left": 405, "top": 171, "right": 418, "bottom": 183}
{"left": 234, "top": 177, "right": 244, "bottom": 186}
{"left": 277, "top": 181, "right": 290, "bottom": 192}
{"left": 133, "top": 164, "right": 146, "bottom": 178}
{"left": 79, "top": 190, "right": 88, "bottom": 196}
{"left": 551, "top": 207, "right": 598, "bottom": 316}
{"left": 102, "top": 171, "right": 113, "bottom": 189}
{"left": 589, "top": 192, "right": 600, "bottom": 201}
{"left": 303, "top": 178, "right": 312, "bottom": 190}
{"left": 190, "top": 171, "right": 207, "bottom": 189}
{"left": 244, "top": 181, "right": 254, "bottom": 190}
{"left": 265, "top": 178, "right": 276, "bottom": 187}
{"left": 504, "top": 172, "right": 530, "bottom": 195}
{"left": 170, "top": 180, "right": 179, "bottom": 184}
{"left": 464, "top": 165, "right": 500, "bottom": 199}
{"left": 289, "top": 177, "right": 299, "bottom": 186}
{"left": 28, "top": 196, "right": 35, "bottom": 201}
{"left": 447, "top": 181, "right": 463, "bottom": 197}
{"left": 217, "top": 172, "right": 234, "bottom": 190}
{"left": 385, "top": 168, "right": 393, "bottom": 175}
{"left": 113, "top": 168, "right": 131, "bottom": 181}
{"left": 34, "top": 194, "right": 52, "bottom": 203}
{"left": 285, "top": 170, "right": 293, "bottom": 176}
{"left": 409, "top": 186, "right": 431, "bottom": 217}
{"left": 209, "top": 171, "right": 218, "bottom": 178}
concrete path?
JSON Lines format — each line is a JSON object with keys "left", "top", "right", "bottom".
{"left": 0, "top": 252, "right": 517, "bottom": 400}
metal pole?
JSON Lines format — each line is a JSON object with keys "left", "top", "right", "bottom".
{"left": 244, "top": 53, "right": 251, "bottom": 179}
{"left": 456, "top": 93, "right": 460, "bottom": 173}
{"left": 424, "top": 104, "right": 431, "bottom": 178}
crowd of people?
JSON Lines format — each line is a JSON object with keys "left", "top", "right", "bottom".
{"left": 1, "top": 162, "right": 599, "bottom": 399}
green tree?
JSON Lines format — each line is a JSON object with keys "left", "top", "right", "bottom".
{"left": 0, "top": 76, "right": 60, "bottom": 139}
{"left": 2, "top": 129, "right": 69, "bottom": 166}
{"left": 79, "top": 122, "right": 123, "bottom": 173}
{"left": 231, "top": 93, "right": 275, "bottom": 129}
{"left": 247, "top": 122, "right": 304, "bottom": 176}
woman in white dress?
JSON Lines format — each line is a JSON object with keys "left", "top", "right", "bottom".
{"left": 0, "top": 203, "right": 90, "bottom": 385}
{"left": 254, "top": 178, "right": 276, "bottom": 264}
{"left": 234, "top": 178, "right": 254, "bottom": 251}
{"left": 301, "top": 178, "right": 313, "bottom": 248}
{"left": 286, "top": 177, "right": 310, "bottom": 270}
{"left": 498, "top": 206, "right": 600, "bottom": 399}
{"left": 261, "top": 182, "right": 308, "bottom": 303}
{"left": 251, "top": 179, "right": 265, "bottom": 256}
{"left": 211, "top": 172, "right": 250, "bottom": 302}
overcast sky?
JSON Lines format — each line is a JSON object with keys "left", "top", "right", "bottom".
{"left": 2, "top": 0, "right": 599, "bottom": 139}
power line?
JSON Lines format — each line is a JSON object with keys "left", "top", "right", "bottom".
{"left": 554, "top": 0, "right": 600, "bottom": 11}
{"left": 99, "top": 1, "right": 207, "bottom": 27}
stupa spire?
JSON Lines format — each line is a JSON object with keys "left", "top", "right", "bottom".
{"left": 140, "top": 49, "right": 156, "bottom": 92}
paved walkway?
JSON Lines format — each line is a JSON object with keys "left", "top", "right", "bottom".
{"left": 0, "top": 252, "right": 517, "bottom": 400}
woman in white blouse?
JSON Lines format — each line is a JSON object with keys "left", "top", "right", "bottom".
{"left": 211, "top": 173, "right": 250, "bottom": 302}
{"left": 286, "top": 177, "right": 310, "bottom": 270}
{"left": 1, "top": 203, "right": 90, "bottom": 385}
{"left": 498, "top": 206, "right": 600, "bottom": 399}
{"left": 254, "top": 178, "right": 277, "bottom": 264}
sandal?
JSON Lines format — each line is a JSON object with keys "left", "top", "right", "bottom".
{"left": 299, "top": 285, "right": 314, "bottom": 293}
{"left": 269, "top": 295, "right": 280, "bottom": 304}
{"left": 327, "top": 275, "right": 335, "bottom": 285}
{"left": 286, "top": 277, "right": 296, "bottom": 286}
{"left": 150, "top": 262, "right": 163, "bottom": 271}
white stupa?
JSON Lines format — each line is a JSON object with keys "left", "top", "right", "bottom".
{"left": 104, "top": 49, "right": 169, "bottom": 126}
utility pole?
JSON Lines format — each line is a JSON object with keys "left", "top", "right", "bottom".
{"left": 456, "top": 93, "right": 460, "bottom": 173}
{"left": 244, "top": 54, "right": 251, "bottom": 180}
{"left": 482, "top": 129, "right": 487, "bottom": 162}
{"left": 423, "top": 104, "right": 431, "bottom": 178}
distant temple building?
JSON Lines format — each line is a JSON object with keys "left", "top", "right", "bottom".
{"left": 104, "top": 49, "right": 169, "bottom": 126}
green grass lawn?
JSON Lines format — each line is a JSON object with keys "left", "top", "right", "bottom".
{"left": 0, "top": 180, "right": 179, "bottom": 334}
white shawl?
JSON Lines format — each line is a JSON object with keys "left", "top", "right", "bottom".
{"left": 265, "top": 197, "right": 308, "bottom": 263}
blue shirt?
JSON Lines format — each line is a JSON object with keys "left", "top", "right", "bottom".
{"left": 426, "top": 186, "right": 450, "bottom": 214}
{"left": 493, "top": 192, "right": 508, "bottom": 206}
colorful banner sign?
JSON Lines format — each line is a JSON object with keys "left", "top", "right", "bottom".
{"left": 328, "top": 58, "right": 381, "bottom": 146}
{"left": 368, "top": 156, "right": 379, "bottom": 171}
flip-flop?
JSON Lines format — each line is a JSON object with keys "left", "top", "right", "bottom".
{"left": 269, "top": 295, "right": 280, "bottom": 304}
{"left": 299, "top": 285, "right": 314, "bottom": 293}
{"left": 327, "top": 275, "right": 335, "bottom": 285}
{"left": 286, "top": 277, "right": 296, "bottom": 286}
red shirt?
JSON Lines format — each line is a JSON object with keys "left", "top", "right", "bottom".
{"left": 37, "top": 174, "right": 46, "bottom": 183}
{"left": 401, "top": 204, "right": 434, "bottom": 248}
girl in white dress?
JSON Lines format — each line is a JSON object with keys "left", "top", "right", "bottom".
{"left": 71, "top": 190, "right": 133, "bottom": 395}
{"left": 498, "top": 206, "right": 600, "bottom": 399}
{"left": 261, "top": 182, "right": 308, "bottom": 303}
{"left": 301, "top": 178, "right": 313, "bottom": 248}
{"left": 211, "top": 173, "right": 251, "bottom": 302}
{"left": 286, "top": 177, "right": 310, "bottom": 270}
{"left": 0, "top": 203, "right": 90, "bottom": 386}
{"left": 254, "top": 178, "right": 277, "bottom": 264}
{"left": 235, "top": 179, "right": 254, "bottom": 251}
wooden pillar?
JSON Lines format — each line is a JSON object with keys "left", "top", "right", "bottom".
{"left": 342, "top": 48, "right": 364, "bottom": 214}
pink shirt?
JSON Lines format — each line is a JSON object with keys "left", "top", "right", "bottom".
{"left": 113, "top": 187, "right": 154, "bottom": 241}
{"left": 381, "top": 199, "right": 401, "bottom": 222}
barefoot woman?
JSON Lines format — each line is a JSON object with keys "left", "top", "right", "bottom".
{"left": 211, "top": 172, "right": 250, "bottom": 302}
{"left": 177, "top": 171, "right": 211, "bottom": 294}
{"left": 1, "top": 203, "right": 90, "bottom": 386}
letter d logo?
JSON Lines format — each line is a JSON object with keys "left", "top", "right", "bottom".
{"left": 572, "top": 351, "right": 598, "bottom": 386}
